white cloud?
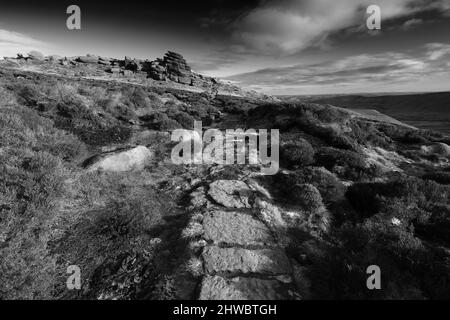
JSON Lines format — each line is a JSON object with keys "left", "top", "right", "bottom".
{"left": 230, "top": 0, "right": 450, "bottom": 55}
{"left": 0, "top": 29, "right": 51, "bottom": 58}
{"left": 401, "top": 18, "right": 424, "bottom": 30}
{"left": 425, "top": 42, "right": 450, "bottom": 60}
{"left": 226, "top": 42, "right": 450, "bottom": 94}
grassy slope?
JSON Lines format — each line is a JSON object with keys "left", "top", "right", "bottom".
{"left": 0, "top": 66, "right": 449, "bottom": 299}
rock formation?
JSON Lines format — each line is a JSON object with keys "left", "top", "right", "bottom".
{"left": 1, "top": 50, "right": 273, "bottom": 100}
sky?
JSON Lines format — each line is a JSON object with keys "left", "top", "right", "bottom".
{"left": 0, "top": 0, "right": 449, "bottom": 94}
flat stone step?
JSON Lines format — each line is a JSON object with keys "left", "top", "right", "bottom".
{"left": 199, "top": 275, "right": 294, "bottom": 300}
{"left": 208, "top": 180, "right": 253, "bottom": 209}
{"left": 203, "top": 210, "right": 275, "bottom": 247}
{"left": 203, "top": 246, "right": 291, "bottom": 275}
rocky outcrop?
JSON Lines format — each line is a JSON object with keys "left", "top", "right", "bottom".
{"left": 1, "top": 50, "right": 273, "bottom": 100}
{"left": 146, "top": 51, "right": 192, "bottom": 84}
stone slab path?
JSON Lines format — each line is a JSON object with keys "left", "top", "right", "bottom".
{"left": 189, "top": 179, "right": 299, "bottom": 300}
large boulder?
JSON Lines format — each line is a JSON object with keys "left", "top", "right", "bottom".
{"left": 421, "top": 143, "right": 450, "bottom": 158}
{"left": 28, "top": 50, "right": 45, "bottom": 61}
{"left": 88, "top": 146, "right": 153, "bottom": 172}
{"left": 76, "top": 55, "right": 99, "bottom": 64}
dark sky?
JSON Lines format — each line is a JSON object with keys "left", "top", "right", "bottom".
{"left": 1, "top": 0, "right": 449, "bottom": 94}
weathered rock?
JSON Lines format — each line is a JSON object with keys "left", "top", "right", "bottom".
{"left": 208, "top": 180, "right": 253, "bottom": 208}
{"left": 124, "top": 56, "right": 138, "bottom": 72}
{"left": 166, "top": 51, "right": 184, "bottom": 60}
{"left": 47, "top": 55, "right": 62, "bottom": 62}
{"left": 106, "top": 67, "right": 121, "bottom": 74}
{"left": 421, "top": 143, "right": 450, "bottom": 157}
{"left": 178, "top": 76, "right": 191, "bottom": 85}
{"left": 203, "top": 210, "right": 275, "bottom": 247}
{"left": 28, "top": 50, "right": 45, "bottom": 61}
{"left": 98, "top": 56, "right": 112, "bottom": 63}
{"left": 203, "top": 246, "right": 291, "bottom": 275}
{"left": 2, "top": 58, "right": 21, "bottom": 67}
{"left": 145, "top": 51, "right": 193, "bottom": 84}
{"left": 98, "top": 59, "right": 111, "bottom": 65}
{"left": 199, "top": 275, "right": 293, "bottom": 300}
{"left": 122, "top": 70, "right": 134, "bottom": 77}
{"left": 88, "top": 146, "right": 152, "bottom": 172}
{"left": 76, "top": 55, "right": 98, "bottom": 64}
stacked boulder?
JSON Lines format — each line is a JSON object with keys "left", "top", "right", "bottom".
{"left": 147, "top": 51, "right": 192, "bottom": 84}
{"left": 164, "top": 51, "right": 192, "bottom": 84}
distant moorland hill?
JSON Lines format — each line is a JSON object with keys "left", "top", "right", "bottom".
{"left": 282, "top": 92, "right": 450, "bottom": 134}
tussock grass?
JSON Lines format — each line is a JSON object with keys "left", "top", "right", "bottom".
{"left": 181, "top": 222, "right": 204, "bottom": 240}
{"left": 185, "top": 257, "right": 204, "bottom": 277}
